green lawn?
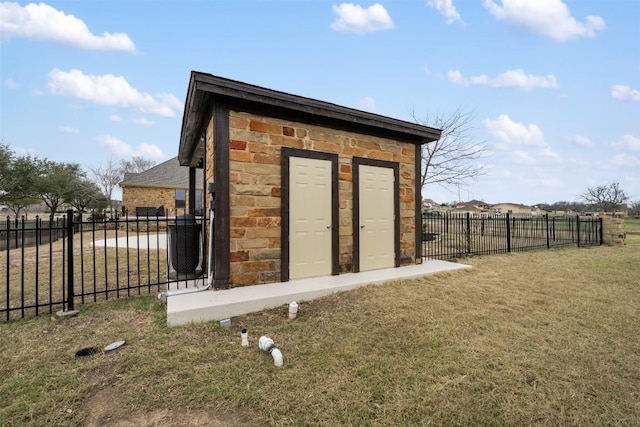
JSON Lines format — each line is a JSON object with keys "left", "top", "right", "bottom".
{"left": 626, "top": 218, "right": 640, "bottom": 234}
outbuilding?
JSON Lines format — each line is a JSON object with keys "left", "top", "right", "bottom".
{"left": 178, "top": 72, "right": 441, "bottom": 289}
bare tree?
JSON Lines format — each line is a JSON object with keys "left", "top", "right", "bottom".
{"left": 120, "top": 156, "right": 155, "bottom": 174}
{"left": 68, "top": 178, "right": 109, "bottom": 213}
{"left": 414, "top": 108, "right": 488, "bottom": 195}
{"left": 581, "top": 182, "right": 629, "bottom": 212}
{"left": 88, "top": 157, "right": 122, "bottom": 212}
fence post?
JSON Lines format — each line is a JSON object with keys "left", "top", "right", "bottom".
{"left": 506, "top": 213, "right": 511, "bottom": 253}
{"left": 545, "top": 213, "right": 550, "bottom": 249}
{"left": 599, "top": 217, "right": 603, "bottom": 245}
{"left": 466, "top": 212, "right": 471, "bottom": 254}
{"left": 14, "top": 216, "right": 19, "bottom": 249}
{"left": 66, "top": 208, "right": 75, "bottom": 311}
{"left": 5, "top": 217, "right": 9, "bottom": 321}
{"left": 576, "top": 214, "right": 581, "bottom": 248}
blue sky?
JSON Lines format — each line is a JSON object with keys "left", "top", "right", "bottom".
{"left": 1, "top": 0, "right": 638, "bottom": 205}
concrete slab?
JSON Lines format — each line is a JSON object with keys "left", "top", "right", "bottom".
{"left": 166, "top": 259, "right": 470, "bottom": 327}
{"left": 91, "top": 233, "right": 168, "bottom": 250}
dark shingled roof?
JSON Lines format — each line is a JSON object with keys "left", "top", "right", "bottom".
{"left": 120, "top": 157, "right": 203, "bottom": 189}
{"left": 178, "top": 72, "right": 443, "bottom": 167}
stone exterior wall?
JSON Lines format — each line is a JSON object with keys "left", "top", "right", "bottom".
{"left": 601, "top": 212, "right": 626, "bottom": 246}
{"left": 211, "top": 111, "right": 417, "bottom": 286}
{"left": 122, "top": 186, "right": 192, "bottom": 216}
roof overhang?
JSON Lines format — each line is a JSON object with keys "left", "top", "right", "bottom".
{"left": 178, "top": 71, "right": 442, "bottom": 167}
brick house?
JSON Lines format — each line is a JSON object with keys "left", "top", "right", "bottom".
{"left": 491, "top": 202, "right": 538, "bottom": 216}
{"left": 121, "top": 157, "right": 204, "bottom": 216}
{"left": 177, "top": 72, "right": 442, "bottom": 289}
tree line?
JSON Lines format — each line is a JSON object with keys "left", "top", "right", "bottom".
{"left": 537, "top": 182, "right": 638, "bottom": 216}
{"left": 0, "top": 143, "right": 155, "bottom": 219}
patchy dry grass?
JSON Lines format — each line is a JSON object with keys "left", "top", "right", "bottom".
{"left": 1, "top": 237, "right": 639, "bottom": 426}
{"left": 0, "top": 230, "right": 169, "bottom": 320}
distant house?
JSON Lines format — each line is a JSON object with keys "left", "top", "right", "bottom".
{"left": 491, "top": 203, "right": 537, "bottom": 216}
{"left": 421, "top": 198, "right": 439, "bottom": 211}
{"left": 451, "top": 199, "right": 491, "bottom": 216}
{"left": 120, "top": 157, "right": 204, "bottom": 216}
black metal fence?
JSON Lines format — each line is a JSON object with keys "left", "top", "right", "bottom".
{"left": 2, "top": 209, "right": 209, "bottom": 321}
{"left": 0, "top": 217, "right": 66, "bottom": 251}
{"left": 423, "top": 212, "right": 602, "bottom": 260}
{"left": 2, "top": 209, "right": 604, "bottom": 321}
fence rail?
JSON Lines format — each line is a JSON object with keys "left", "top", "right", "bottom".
{"left": 422, "top": 212, "right": 602, "bottom": 260}
{"left": 2, "top": 209, "right": 209, "bottom": 321}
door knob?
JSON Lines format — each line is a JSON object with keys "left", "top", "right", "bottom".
{"left": 360, "top": 225, "right": 365, "bottom": 229}
{"left": 326, "top": 225, "right": 331, "bottom": 229}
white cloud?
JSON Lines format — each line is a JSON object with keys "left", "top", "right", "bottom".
{"left": 331, "top": 3, "right": 394, "bottom": 34}
{"left": 499, "top": 169, "right": 512, "bottom": 178}
{"left": 58, "top": 125, "right": 79, "bottom": 134}
{"left": 109, "top": 114, "right": 122, "bottom": 122}
{"left": 428, "top": 0, "right": 463, "bottom": 24}
{"left": 0, "top": 2, "right": 136, "bottom": 52}
{"left": 132, "top": 117, "right": 155, "bottom": 126}
{"left": 568, "top": 134, "right": 593, "bottom": 147}
{"left": 539, "top": 177, "right": 563, "bottom": 189}
{"left": 611, "top": 85, "right": 640, "bottom": 102}
{"left": 358, "top": 96, "right": 377, "bottom": 112}
{"left": 610, "top": 154, "right": 640, "bottom": 167}
{"left": 483, "top": 114, "right": 545, "bottom": 147}
{"left": 483, "top": 0, "right": 605, "bottom": 42}
{"left": 46, "top": 69, "right": 182, "bottom": 118}
{"left": 612, "top": 134, "right": 640, "bottom": 152}
{"left": 447, "top": 69, "right": 558, "bottom": 91}
{"left": 30, "top": 88, "right": 43, "bottom": 96}
{"left": 512, "top": 150, "right": 536, "bottom": 165}
{"left": 540, "top": 147, "right": 560, "bottom": 160}
{"left": 4, "top": 78, "right": 17, "bottom": 89}
{"left": 492, "top": 142, "right": 509, "bottom": 151}
{"left": 97, "top": 135, "right": 164, "bottom": 158}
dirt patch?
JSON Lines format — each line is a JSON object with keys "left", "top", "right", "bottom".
{"left": 82, "top": 387, "right": 255, "bottom": 427}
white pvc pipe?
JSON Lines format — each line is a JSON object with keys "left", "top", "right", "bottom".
{"left": 258, "top": 336, "right": 284, "bottom": 367}
{"left": 271, "top": 348, "right": 284, "bottom": 367}
{"left": 288, "top": 301, "right": 298, "bottom": 319}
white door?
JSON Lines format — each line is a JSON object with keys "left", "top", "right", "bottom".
{"left": 359, "top": 165, "right": 394, "bottom": 271}
{"left": 289, "top": 157, "right": 333, "bottom": 279}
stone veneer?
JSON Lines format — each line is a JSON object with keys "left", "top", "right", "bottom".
{"left": 601, "top": 212, "right": 626, "bottom": 246}
{"left": 206, "top": 111, "right": 418, "bottom": 287}
{"left": 122, "top": 185, "right": 194, "bottom": 216}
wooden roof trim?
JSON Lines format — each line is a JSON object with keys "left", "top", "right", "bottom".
{"left": 179, "top": 71, "right": 443, "bottom": 166}
{"left": 194, "top": 73, "right": 441, "bottom": 140}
